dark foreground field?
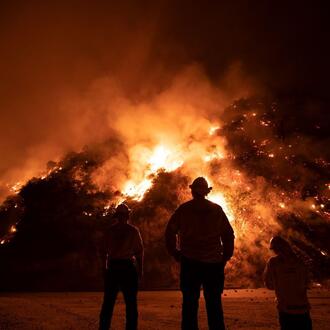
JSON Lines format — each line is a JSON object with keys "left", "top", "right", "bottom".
{"left": 0, "top": 289, "right": 329, "bottom": 329}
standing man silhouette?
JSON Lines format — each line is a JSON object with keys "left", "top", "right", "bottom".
{"left": 99, "top": 203, "right": 144, "bottom": 330}
{"left": 165, "top": 177, "right": 235, "bottom": 330}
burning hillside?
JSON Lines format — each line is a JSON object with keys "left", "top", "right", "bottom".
{"left": 0, "top": 90, "right": 329, "bottom": 290}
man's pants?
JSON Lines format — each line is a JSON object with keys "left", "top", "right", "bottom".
{"left": 279, "top": 312, "right": 312, "bottom": 330}
{"left": 99, "top": 259, "right": 138, "bottom": 330}
{"left": 180, "top": 256, "right": 225, "bottom": 330}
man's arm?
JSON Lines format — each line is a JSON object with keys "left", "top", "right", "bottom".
{"left": 165, "top": 208, "right": 181, "bottom": 262}
{"left": 264, "top": 259, "right": 274, "bottom": 290}
{"left": 135, "top": 230, "right": 144, "bottom": 279}
{"left": 219, "top": 208, "right": 235, "bottom": 263}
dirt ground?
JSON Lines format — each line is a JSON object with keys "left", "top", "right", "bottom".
{"left": 0, "top": 289, "right": 329, "bottom": 329}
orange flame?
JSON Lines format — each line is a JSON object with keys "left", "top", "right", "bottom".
{"left": 119, "top": 123, "right": 234, "bottom": 220}
{"left": 122, "top": 144, "right": 184, "bottom": 201}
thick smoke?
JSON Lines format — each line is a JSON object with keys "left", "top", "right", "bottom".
{"left": 1, "top": 1, "right": 329, "bottom": 198}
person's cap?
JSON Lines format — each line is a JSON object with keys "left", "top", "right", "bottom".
{"left": 114, "top": 203, "right": 130, "bottom": 215}
{"left": 189, "top": 177, "right": 212, "bottom": 194}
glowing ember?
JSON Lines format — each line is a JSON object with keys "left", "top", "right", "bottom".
{"left": 0, "top": 240, "right": 5, "bottom": 245}
{"left": 279, "top": 203, "right": 286, "bottom": 209}
{"left": 209, "top": 126, "right": 220, "bottom": 135}
{"left": 10, "top": 225, "right": 17, "bottom": 233}
{"left": 10, "top": 182, "right": 22, "bottom": 194}
{"left": 82, "top": 211, "right": 93, "bottom": 217}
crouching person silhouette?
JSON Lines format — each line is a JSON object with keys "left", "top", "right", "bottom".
{"left": 165, "top": 177, "right": 235, "bottom": 330}
{"left": 99, "top": 203, "right": 144, "bottom": 330}
{"left": 264, "top": 236, "right": 312, "bottom": 330}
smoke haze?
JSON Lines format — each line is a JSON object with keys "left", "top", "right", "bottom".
{"left": 1, "top": 1, "right": 329, "bottom": 194}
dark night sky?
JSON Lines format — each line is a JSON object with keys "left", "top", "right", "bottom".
{"left": 0, "top": 0, "right": 329, "bottom": 186}
{"left": 162, "top": 1, "right": 329, "bottom": 97}
{"left": 1, "top": 1, "right": 329, "bottom": 95}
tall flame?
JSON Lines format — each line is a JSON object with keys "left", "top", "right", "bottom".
{"left": 122, "top": 144, "right": 184, "bottom": 201}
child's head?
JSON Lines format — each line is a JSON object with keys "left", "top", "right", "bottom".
{"left": 270, "top": 236, "right": 294, "bottom": 257}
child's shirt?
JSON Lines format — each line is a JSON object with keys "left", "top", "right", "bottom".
{"left": 264, "top": 255, "right": 310, "bottom": 313}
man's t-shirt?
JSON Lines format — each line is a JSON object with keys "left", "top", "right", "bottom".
{"left": 264, "top": 255, "right": 310, "bottom": 313}
{"left": 165, "top": 198, "right": 234, "bottom": 263}
{"left": 105, "top": 222, "right": 143, "bottom": 260}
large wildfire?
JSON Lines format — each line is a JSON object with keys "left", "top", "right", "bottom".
{"left": 0, "top": 69, "right": 329, "bottom": 290}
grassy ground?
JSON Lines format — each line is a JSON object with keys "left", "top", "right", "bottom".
{"left": 0, "top": 289, "right": 329, "bottom": 329}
